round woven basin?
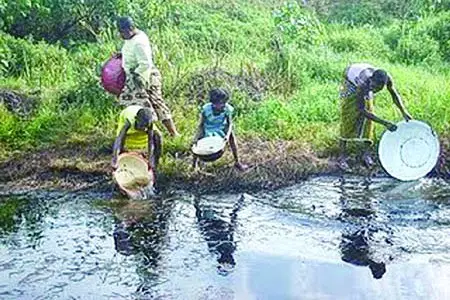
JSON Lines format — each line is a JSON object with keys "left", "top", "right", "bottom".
{"left": 113, "top": 153, "right": 153, "bottom": 192}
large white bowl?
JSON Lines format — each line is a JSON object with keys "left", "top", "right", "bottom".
{"left": 378, "top": 120, "right": 440, "bottom": 181}
{"left": 192, "top": 136, "right": 226, "bottom": 156}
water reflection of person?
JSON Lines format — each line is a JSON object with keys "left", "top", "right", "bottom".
{"left": 340, "top": 228, "right": 387, "bottom": 279}
{"left": 194, "top": 194, "right": 244, "bottom": 274}
{"left": 112, "top": 198, "right": 172, "bottom": 269}
{"left": 338, "top": 179, "right": 388, "bottom": 279}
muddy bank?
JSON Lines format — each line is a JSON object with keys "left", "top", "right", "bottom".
{"left": 0, "top": 138, "right": 449, "bottom": 195}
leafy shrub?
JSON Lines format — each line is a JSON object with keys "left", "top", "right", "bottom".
{"left": 62, "top": 76, "right": 113, "bottom": 109}
{"left": 325, "top": 26, "right": 390, "bottom": 59}
{"left": 0, "top": 32, "right": 72, "bottom": 85}
{"left": 0, "top": 0, "right": 196, "bottom": 44}
{"left": 266, "top": 42, "right": 345, "bottom": 96}
{"left": 0, "top": 0, "right": 119, "bottom": 43}
{"left": 395, "top": 32, "right": 441, "bottom": 65}
{"left": 414, "top": 12, "right": 450, "bottom": 61}
{"left": 383, "top": 12, "right": 450, "bottom": 64}
{"left": 325, "top": 0, "right": 388, "bottom": 26}
{"left": 0, "top": 0, "right": 450, "bottom": 154}
{"left": 309, "top": 0, "right": 450, "bottom": 25}
{"left": 272, "top": 1, "right": 324, "bottom": 47}
{"left": 0, "top": 105, "right": 17, "bottom": 145}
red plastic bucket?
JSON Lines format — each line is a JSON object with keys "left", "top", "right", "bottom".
{"left": 101, "top": 55, "right": 126, "bottom": 96}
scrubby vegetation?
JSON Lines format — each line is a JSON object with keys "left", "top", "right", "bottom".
{"left": 1, "top": 0, "right": 449, "bottom": 162}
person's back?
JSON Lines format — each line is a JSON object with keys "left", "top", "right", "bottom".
{"left": 121, "top": 29, "right": 154, "bottom": 87}
{"left": 344, "top": 63, "right": 375, "bottom": 87}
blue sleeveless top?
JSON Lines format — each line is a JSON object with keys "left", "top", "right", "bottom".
{"left": 202, "top": 103, "right": 234, "bottom": 137}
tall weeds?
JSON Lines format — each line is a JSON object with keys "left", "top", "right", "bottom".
{"left": 0, "top": 0, "right": 449, "bottom": 159}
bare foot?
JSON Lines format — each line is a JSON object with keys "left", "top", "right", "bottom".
{"left": 362, "top": 153, "right": 375, "bottom": 168}
{"left": 337, "top": 156, "right": 350, "bottom": 171}
{"left": 234, "top": 162, "right": 249, "bottom": 172}
{"left": 192, "top": 157, "right": 199, "bottom": 171}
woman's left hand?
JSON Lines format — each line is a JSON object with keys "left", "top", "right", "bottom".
{"left": 403, "top": 112, "right": 412, "bottom": 121}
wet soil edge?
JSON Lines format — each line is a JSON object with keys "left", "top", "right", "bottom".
{"left": 0, "top": 138, "right": 449, "bottom": 195}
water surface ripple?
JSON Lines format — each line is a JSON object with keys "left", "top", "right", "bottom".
{"left": 0, "top": 176, "right": 449, "bottom": 299}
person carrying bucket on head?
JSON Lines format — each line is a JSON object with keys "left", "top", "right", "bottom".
{"left": 192, "top": 88, "right": 248, "bottom": 171}
{"left": 111, "top": 105, "right": 162, "bottom": 197}
{"left": 116, "top": 16, "right": 179, "bottom": 137}
{"left": 338, "top": 63, "right": 413, "bottom": 169}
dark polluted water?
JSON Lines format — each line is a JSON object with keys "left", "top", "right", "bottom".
{"left": 0, "top": 176, "right": 449, "bottom": 299}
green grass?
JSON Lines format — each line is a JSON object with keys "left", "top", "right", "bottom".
{"left": 1, "top": 0, "right": 450, "bottom": 161}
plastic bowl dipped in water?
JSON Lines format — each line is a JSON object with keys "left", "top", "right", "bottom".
{"left": 113, "top": 152, "right": 154, "bottom": 197}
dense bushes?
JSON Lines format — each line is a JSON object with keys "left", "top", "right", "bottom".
{"left": 0, "top": 0, "right": 119, "bottom": 43}
{"left": 272, "top": 2, "right": 324, "bottom": 47}
{"left": 395, "top": 31, "right": 442, "bottom": 65}
{"left": 0, "top": 0, "right": 182, "bottom": 44}
{"left": 308, "top": 0, "right": 450, "bottom": 25}
{"left": 0, "top": 32, "right": 74, "bottom": 86}
{"left": 0, "top": 0, "right": 450, "bottom": 157}
{"left": 383, "top": 12, "right": 450, "bottom": 65}
{"left": 325, "top": 26, "right": 390, "bottom": 60}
